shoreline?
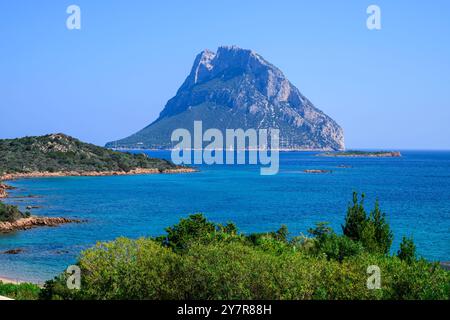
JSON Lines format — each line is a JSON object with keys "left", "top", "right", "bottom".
{"left": 0, "top": 183, "right": 14, "bottom": 199}
{"left": 0, "top": 167, "right": 197, "bottom": 198}
{"left": 0, "top": 167, "right": 197, "bottom": 182}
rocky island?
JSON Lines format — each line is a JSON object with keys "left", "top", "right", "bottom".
{"left": 106, "top": 46, "right": 345, "bottom": 151}
{"left": 317, "top": 151, "right": 402, "bottom": 158}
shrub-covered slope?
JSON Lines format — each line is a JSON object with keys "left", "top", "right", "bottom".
{"left": 0, "top": 133, "right": 176, "bottom": 175}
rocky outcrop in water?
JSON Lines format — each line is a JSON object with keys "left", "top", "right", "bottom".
{"left": 0, "top": 216, "right": 83, "bottom": 233}
{"left": 0, "top": 183, "right": 14, "bottom": 198}
{"left": 2, "top": 249, "right": 24, "bottom": 255}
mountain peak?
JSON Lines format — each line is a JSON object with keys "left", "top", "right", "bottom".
{"left": 181, "top": 46, "right": 284, "bottom": 96}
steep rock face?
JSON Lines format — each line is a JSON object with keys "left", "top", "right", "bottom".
{"left": 107, "top": 46, "right": 345, "bottom": 150}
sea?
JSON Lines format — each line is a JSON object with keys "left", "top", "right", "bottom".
{"left": 1, "top": 150, "right": 449, "bottom": 283}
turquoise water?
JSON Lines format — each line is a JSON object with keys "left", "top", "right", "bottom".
{"left": 1, "top": 151, "right": 449, "bottom": 282}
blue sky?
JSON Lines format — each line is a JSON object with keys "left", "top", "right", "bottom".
{"left": 1, "top": 0, "right": 449, "bottom": 149}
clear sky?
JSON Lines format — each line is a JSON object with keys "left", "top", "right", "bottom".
{"left": 1, "top": 0, "right": 449, "bottom": 149}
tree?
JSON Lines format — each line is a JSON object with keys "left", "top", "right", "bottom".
{"left": 160, "top": 213, "right": 216, "bottom": 251}
{"left": 218, "top": 222, "right": 238, "bottom": 235}
{"left": 369, "top": 200, "right": 393, "bottom": 255}
{"left": 342, "top": 193, "right": 393, "bottom": 255}
{"left": 342, "top": 192, "right": 367, "bottom": 241}
{"left": 272, "top": 225, "right": 289, "bottom": 242}
{"left": 397, "top": 236, "right": 417, "bottom": 263}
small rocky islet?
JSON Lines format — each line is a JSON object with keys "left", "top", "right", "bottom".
{"left": 303, "top": 169, "right": 332, "bottom": 174}
{"left": 317, "top": 151, "right": 402, "bottom": 158}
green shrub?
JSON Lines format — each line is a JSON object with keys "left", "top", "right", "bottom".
{"left": 0, "top": 202, "right": 28, "bottom": 222}
{"left": 0, "top": 282, "right": 41, "bottom": 300}
{"left": 39, "top": 194, "right": 450, "bottom": 300}
{"left": 40, "top": 238, "right": 449, "bottom": 300}
{"left": 156, "top": 213, "right": 244, "bottom": 252}
{"left": 308, "top": 222, "right": 363, "bottom": 261}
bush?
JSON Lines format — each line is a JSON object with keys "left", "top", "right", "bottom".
{"left": 308, "top": 222, "right": 363, "bottom": 262}
{"left": 156, "top": 213, "right": 244, "bottom": 252}
{"left": 0, "top": 202, "right": 28, "bottom": 222}
{"left": 40, "top": 238, "right": 449, "bottom": 300}
{"left": 38, "top": 194, "right": 449, "bottom": 300}
{"left": 40, "top": 216, "right": 449, "bottom": 300}
{"left": 0, "top": 282, "right": 41, "bottom": 300}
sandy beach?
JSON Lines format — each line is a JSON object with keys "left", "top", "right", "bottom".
{"left": 0, "top": 276, "right": 21, "bottom": 285}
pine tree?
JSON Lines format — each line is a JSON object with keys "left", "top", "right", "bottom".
{"left": 397, "top": 236, "right": 417, "bottom": 263}
{"left": 342, "top": 192, "right": 367, "bottom": 241}
{"left": 369, "top": 200, "right": 393, "bottom": 254}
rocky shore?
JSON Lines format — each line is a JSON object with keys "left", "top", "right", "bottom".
{"left": 0, "top": 167, "right": 197, "bottom": 181}
{"left": 0, "top": 183, "right": 15, "bottom": 199}
{"left": 0, "top": 185, "right": 6, "bottom": 199}
{"left": 0, "top": 216, "right": 82, "bottom": 233}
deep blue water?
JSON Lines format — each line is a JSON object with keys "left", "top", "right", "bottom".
{"left": 1, "top": 151, "right": 449, "bottom": 283}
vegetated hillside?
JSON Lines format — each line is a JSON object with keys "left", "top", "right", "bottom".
{"left": 0, "top": 133, "right": 176, "bottom": 175}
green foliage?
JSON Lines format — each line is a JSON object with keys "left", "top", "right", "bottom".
{"left": 0, "top": 134, "right": 177, "bottom": 174}
{"left": 308, "top": 222, "right": 363, "bottom": 262}
{"left": 40, "top": 237, "right": 449, "bottom": 300}
{"left": 157, "top": 213, "right": 243, "bottom": 252}
{"left": 397, "top": 236, "right": 417, "bottom": 263}
{"left": 369, "top": 201, "right": 393, "bottom": 254}
{"left": 271, "top": 225, "right": 289, "bottom": 242}
{"left": 0, "top": 281, "right": 41, "bottom": 300}
{"left": 40, "top": 199, "right": 450, "bottom": 300}
{"left": 342, "top": 192, "right": 367, "bottom": 241}
{"left": 0, "top": 202, "right": 30, "bottom": 222}
{"left": 342, "top": 192, "right": 393, "bottom": 254}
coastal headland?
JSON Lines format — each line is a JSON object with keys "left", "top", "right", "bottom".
{"left": 0, "top": 134, "right": 196, "bottom": 234}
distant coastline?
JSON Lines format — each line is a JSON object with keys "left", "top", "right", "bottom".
{"left": 110, "top": 147, "right": 343, "bottom": 152}
{"left": 317, "top": 151, "right": 402, "bottom": 158}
